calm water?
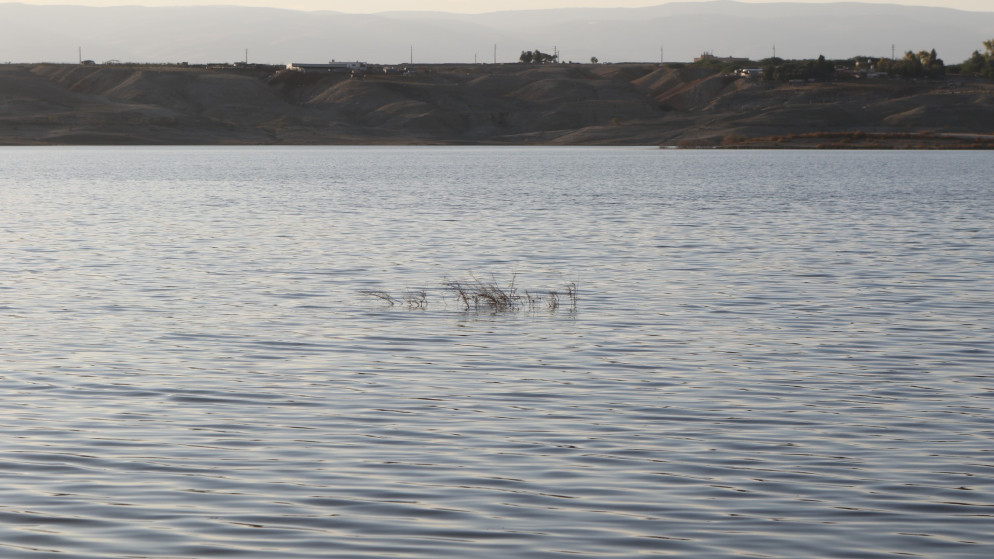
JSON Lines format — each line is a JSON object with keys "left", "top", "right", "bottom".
{"left": 1, "top": 147, "right": 992, "bottom": 558}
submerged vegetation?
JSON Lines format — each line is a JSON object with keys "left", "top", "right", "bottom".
{"left": 361, "top": 273, "right": 578, "bottom": 313}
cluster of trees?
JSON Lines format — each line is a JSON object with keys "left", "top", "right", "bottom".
{"left": 694, "top": 56, "right": 751, "bottom": 72}
{"left": 683, "top": 40, "right": 994, "bottom": 82}
{"left": 761, "top": 54, "right": 835, "bottom": 82}
{"left": 514, "top": 39, "right": 994, "bottom": 79}
{"left": 519, "top": 49, "right": 559, "bottom": 64}
{"left": 877, "top": 49, "right": 945, "bottom": 79}
{"left": 957, "top": 39, "right": 994, "bottom": 78}
{"left": 756, "top": 51, "right": 945, "bottom": 82}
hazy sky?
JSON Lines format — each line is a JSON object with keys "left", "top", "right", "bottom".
{"left": 11, "top": 1, "right": 994, "bottom": 13}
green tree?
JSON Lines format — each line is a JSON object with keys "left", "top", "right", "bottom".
{"left": 924, "top": 49, "right": 946, "bottom": 78}
{"left": 693, "top": 56, "right": 750, "bottom": 73}
{"left": 878, "top": 49, "right": 944, "bottom": 79}
{"left": 536, "top": 49, "right": 558, "bottom": 64}
{"left": 959, "top": 40, "right": 994, "bottom": 78}
{"left": 763, "top": 54, "right": 835, "bottom": 82}
{"left": 519, "top": 49, "right": 558, "bottom": 64}
{"left": 960, "top": 50, "right": 989, "bottom": 75}
{"left": 814, "top": 54, "right": 834, "bottom": 80}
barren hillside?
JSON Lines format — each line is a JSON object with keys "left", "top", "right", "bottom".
{"left": 2, "top": 63, "right": 993, "bottom": 147}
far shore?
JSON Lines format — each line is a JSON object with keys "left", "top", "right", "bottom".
{"left": 2, "top": 62, "right": 993, "bottom": 148}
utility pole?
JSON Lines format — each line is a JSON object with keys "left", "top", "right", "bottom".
{"left": 892, "top": 44, "right": 896, "bottom": 60}
{"left": 660, "top": 46, "right": 664, "bottom": 64}
{"left": 78, "top": 46, "right": 81, "bottom": 64}
{"left": 494, "top": 44, "right": 497, "bottom": 64}
{"left": 245, "top": 48, "right": 248, "bottom": 65}
{"left": 773, "top": 44, "right": 776, "bottom": 59}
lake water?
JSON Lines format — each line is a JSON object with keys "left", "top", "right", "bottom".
{"left": 1, "top": 146, "right": 992, "bottom": 558}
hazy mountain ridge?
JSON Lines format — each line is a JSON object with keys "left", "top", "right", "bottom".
{"left": 1, "top": 1, "right": 993, "bottom": 65}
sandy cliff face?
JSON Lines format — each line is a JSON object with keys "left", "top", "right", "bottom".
{"left": 1, "top": 63, "right": 993, "bottom": 146}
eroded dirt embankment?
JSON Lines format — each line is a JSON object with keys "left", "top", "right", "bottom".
{"left": 2, "top": 63, "right": 993, "bottom": 146}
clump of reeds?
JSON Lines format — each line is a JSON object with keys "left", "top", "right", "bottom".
{"left": 405, "top": 289, "right": 428, "bottom": 309}
{"left": 361, "top": 273, "right": 577, "bottom": 313}
{"left": 547, "top": 290, "right": 560, "bottom": 310}
{"left": 538, "top": 281, "right": 579, "bottom": 312}
{"left": 443, "top": 272, "right": 521, "bottom": 312}
{"left": 444, "top": 273, "right": 578, "bottom": 312}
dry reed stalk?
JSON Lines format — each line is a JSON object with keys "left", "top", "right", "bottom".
{"left": 359, "top": 289, "right": 397, "bottom": 306}
{"left": 405, "top": 289, "right": 428, "bottom": 309}
{"left": 442, "top": 279, "right": 473, "bottom": 310}
{"left": 563, "top": 281, "right": 578, "bottom": 310}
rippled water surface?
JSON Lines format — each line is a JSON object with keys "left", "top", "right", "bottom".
{"left": 2, "top": 147, "right": 993, "bottom": 558}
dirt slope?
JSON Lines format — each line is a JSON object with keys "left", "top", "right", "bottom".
{"left": 2, "top": 63, "right": 993, "bottom": 146}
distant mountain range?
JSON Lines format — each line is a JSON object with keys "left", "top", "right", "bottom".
{"left": 2, "top": 1, "right": 993, "bottom": 65}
